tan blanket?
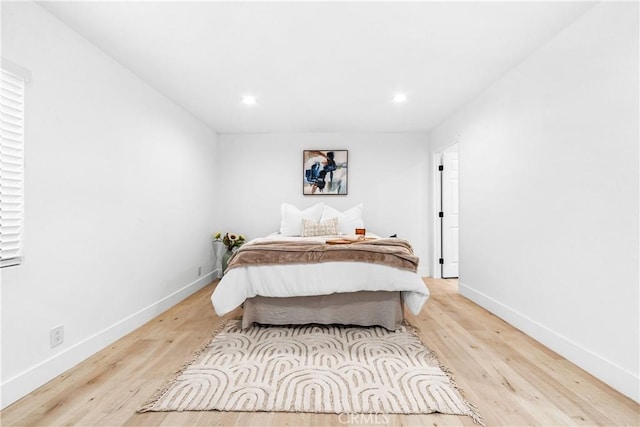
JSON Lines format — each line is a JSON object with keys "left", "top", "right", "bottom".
{"left": 226, "top": 238, "right": 419, "bottom": 272}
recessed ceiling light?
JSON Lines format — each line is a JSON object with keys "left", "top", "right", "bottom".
{"left": 392, "top": 93, "right": 407, "bottom": 103}
{"left": 242, "top": 95, "right": 257, "bottom": 105}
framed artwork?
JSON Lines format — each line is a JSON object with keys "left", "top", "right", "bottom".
{"left": 303, "top": 150, "right": 348, "bottom": 195}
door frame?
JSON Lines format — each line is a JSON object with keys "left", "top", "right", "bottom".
{"left": 431, "top": 142, "right": 459, "bottom": 278}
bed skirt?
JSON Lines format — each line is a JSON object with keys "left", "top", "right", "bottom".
{"left": 242, "top": 291, "right": 403, "bottom": 331}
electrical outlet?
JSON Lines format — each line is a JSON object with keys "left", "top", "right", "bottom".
{"left": 198, "top": 266, "right": 202, "bottom": 276}
{"left": 50, "top": 325, "right": 64, "bottom": 348}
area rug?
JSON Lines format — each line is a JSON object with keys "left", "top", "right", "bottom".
{"left": 139, "top": 320, "right": 481, "bottom": 424}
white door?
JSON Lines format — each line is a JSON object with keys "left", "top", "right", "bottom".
{"left": 441, "top": 151, "right": 459, "bottom": 278}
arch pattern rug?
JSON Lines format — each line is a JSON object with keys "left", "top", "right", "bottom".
{"left": 139, "top": 320, "right": 482, "bottom": 424}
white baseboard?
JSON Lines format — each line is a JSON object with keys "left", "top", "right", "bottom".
{"left": 0, "top": 272, "right": 214, "bottom": 410}
{"left": 459, "top": 282, "right": 639, "bottom": 403}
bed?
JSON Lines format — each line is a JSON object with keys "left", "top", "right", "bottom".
{"left": 210, "top": 203, "right": 430, "bottom": 330}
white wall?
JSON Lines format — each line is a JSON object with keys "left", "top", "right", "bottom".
{"left": 430, "top": 2, "right": 639, "bottom": 401}
{"left": 1, "top": 2, "right": 218, "bottom": 408}
{"left": 215, "top": 133, "right": 431, "bottom": 275}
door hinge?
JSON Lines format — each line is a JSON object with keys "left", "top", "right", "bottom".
{"left": 439, "top": 258, "right": 444, "bottom": 264}
{"left": 438, "top": 211, "right": 444, "bottom": 218}
{"left": 438, "top": 165, "right": 444, "bottom": 171}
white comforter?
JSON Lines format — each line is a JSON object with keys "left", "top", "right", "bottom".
{"left": 210, "top": 235, "right": 430, "bottom": 316}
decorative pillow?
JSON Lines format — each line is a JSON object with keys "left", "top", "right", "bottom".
{"left": 280, "top": 202, "right": 324, "bottom": 236}
{"left": 301, "top": 217, "right": 339, "bottom": 237}
{"left": 320, "top": 203, "right": 364, "bottom": 235}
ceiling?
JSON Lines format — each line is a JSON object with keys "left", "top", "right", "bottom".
{"left": 39, "top": 1, "right": 594, "bottom": 134}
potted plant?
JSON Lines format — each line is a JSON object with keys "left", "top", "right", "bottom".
{"left": 213, "top": 232, "right": 246, "bottom": 274}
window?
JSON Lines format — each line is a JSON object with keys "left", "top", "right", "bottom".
{"left": 1, "top": 66, "right": 26, "bottom": 268}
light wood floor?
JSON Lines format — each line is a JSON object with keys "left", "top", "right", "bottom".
{"left": 2, "top": 278, "right": 638, "bottom": 426}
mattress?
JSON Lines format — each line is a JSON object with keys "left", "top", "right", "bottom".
{"left": 210, "top": 234, "right": 429, "bottom": 327}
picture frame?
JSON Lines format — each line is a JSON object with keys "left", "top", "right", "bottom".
{"left": 303, "top": 150, "right": 348, "bottom": 195}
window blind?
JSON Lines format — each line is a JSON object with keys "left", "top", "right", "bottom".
{"left": 1, "top": 68, "right": 25, "bottom": 268}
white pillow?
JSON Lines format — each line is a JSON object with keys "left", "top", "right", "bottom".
{"left": 320, "top": 203, "right": 364, "bottom": 235}
{"left": 280, "top": 202, "right": 324, "bottom": 236}
{"left": 301, "top": 217, "right": 339, "bottom": 237}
